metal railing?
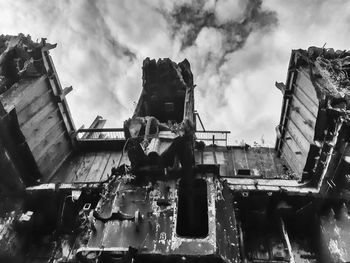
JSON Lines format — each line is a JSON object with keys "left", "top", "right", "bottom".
{"left": 195, "top": 130, "right": 230, "bottom": 146}
{"left": 76, "top": 128, "right": 230, "bottom": 146}
{"left": 76, "top": 128, "right": 125, "bottom": 141}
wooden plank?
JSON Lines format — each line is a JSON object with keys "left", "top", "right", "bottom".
{"left": 0, "top": 76, "right": 49, "bottom": 113}
{"left": 286, "top": 141, "right": 306, "bottom": 174}
{"left": 267, "top": 149, "right": 284, "bottom": 178}
{"left": 210, "top": 149, "right": 225, "bottom": 176}
{"left": 17, "top": 89, "right": 53, "bottom": 126}
{"left": 20, "top": 103, "right": 61, "bottom": 149}
{"left": 194, "top": 150, "right": 202, "bottom": 165}
{"left": 245, "top": 148, "right": 263, "bottom": 176}
{"left": 0, "top": 141, "right": 24, "bottom": 191}
{"left": 253, "top": 148, "right": 279, "bottom": 178}
{"left": 291, "top": 96, "right": 317, "bottom": 128}
{"left": 43, "top": 52, "right": 76, "bottom": 133}
{"left": 229, "top": 148, "right": 237, "bottom": 173}
{"left": 232, "top": 148, "right": 249, "bottom": 170}
{"left": 284, "top": 129, "right": 308, "bottom": 157}
{"left": 72, "top": 152, "right": 97, "bottom": 182}
{"left": 203, "top": 151, "right": 215, "bottom": 164}
{"left": 296, "top": 69, "right": 319, "bottom": 105}
{"left": 265, "top": 148, "right": 281, "bottom": 178}
{"left": 225, "top": 178, "right": 305, "bottom": 187}
{"left": 281, "top": 141, "right": 304, "bottom": 176}
{"left": 84, "top": 151, "right": 111, "bottom": 182}
{"left": 286, "top": 119, "right": 312, "bottom": 148}
{"left": 36, "top": 132, "right": 72, "bottom": 181}
{"left": 215, "top": 150, "right": 225, "bottom": 165}
{"left": 283, "top": 135, "right": 308, "bottom": 167}
{"left": 56, "top": 154, "right": 87, "bottom": 183}
{"left": 293, "top": 85, "right": 319, "bottom": 117}
{"left": 273, "top": 153, "right": 290, "bottom": 176}
{"left": 100, "top": 151, "right": 123, "bottom": 181}
{"left": 31, "top": 120, "right": 65, "bottom": 160}
{"left": 224, "top": 149, "right": 235, "bottom": 177}
{"left": 20, "top": 101, "right": 57, "bottom": 132}
{"left": 49, "top": 154, "right": 80, "bottom": 183}
{"left": 289, "top": 110, "right": 314, "bottom": 150}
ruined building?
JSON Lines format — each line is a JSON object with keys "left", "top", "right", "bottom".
{"left": 1, "top": 34, "right": 350, "bottom": 263}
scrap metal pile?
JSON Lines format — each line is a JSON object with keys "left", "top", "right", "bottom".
{"left": 74, "top": 58, "right": 240, "bottom": 262}
{"left": 2, "top": 34, "right": 350, "bottom": 263}
{"left": 124, "top": 58, "right": 195, "bottom": 175}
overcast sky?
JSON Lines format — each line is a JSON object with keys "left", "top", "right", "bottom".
{"left": 1, "top": 0, "right": 349, "bottom": 145}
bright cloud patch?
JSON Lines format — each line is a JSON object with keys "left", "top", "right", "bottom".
{"left": 1, "top": 0, "right": 350, "bottom": 145}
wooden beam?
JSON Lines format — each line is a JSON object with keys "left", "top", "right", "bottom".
{"left": 36, "top": 131, "right": 72, "bottom": 182}
{"left": 82, "top": 116, "right": 107, "bottom": 139}
{"left": 17, "top": 89, "right": 54, "bottom": 126}
{"left": 0, "top": 76, "right": 49, "bottom": 113}
{"left": 280, "top": 218, "right": 295, "bottom": 263}
{"left": 54, "top": 86, "right": 73, "bottom": 102}
{"left": 26, "top": 182, "right": 104, "bottom": 192}
{"left": 41, "top": 50, "right": 76, "bottom": 135}
{"left": 31, "top": 120, "right": 66, "bottom": 160}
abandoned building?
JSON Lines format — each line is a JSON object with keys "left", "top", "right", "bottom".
{"left": 1, "top": 34, "right": 350, "bottom": 263}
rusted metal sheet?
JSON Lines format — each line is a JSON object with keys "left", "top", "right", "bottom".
{"left": 77, "top": 175, "right": 240, "bottom": 262}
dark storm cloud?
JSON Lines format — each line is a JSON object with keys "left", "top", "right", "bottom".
{"left": 76, "top": 0, "right": 136, "bottom": 62}
{"left": 154, "top": 0, "right": 278, "bottom": 113}
{"left": 163, "top": 0, "right": 278, "bottom": 64}
{"left": 107, "top": 37, "right": 136, "bottom": 61}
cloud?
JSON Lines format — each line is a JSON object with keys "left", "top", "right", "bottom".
{"left": 165, "top": 0, "right": 277, "bottom": 58}
{"left": 1, "top": 0, "right": 350, "bottom": 145}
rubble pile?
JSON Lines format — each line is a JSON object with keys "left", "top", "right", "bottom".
{"left": 125, "top": 57, "right": 195, "bottom": 171}
{"left": 300, "top": 47, "right": 350, "bottom": 103}
{"left": 0, "top": 34, "right": 55, "bottom": 95}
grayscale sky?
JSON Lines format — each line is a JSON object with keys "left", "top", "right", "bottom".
{"left": 1, "top": 0, "right": 349, "bottom": 145}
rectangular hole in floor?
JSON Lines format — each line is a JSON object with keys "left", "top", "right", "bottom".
{"left": 176, "top": 178, "right": 208, "bottom": 238}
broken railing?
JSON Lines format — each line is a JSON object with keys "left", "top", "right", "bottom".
{"left": 76, "top": 128, "right": 125, "bottom": 140}
{"left": 195, "top": 130, "right": 230, "bottom": 146}
{"left": 76, "top": 128, "right": 230, "bottom": 146}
